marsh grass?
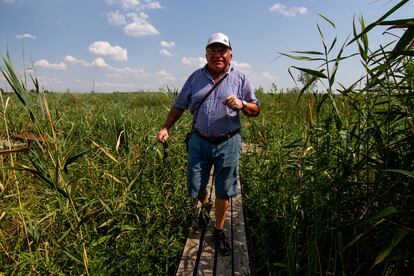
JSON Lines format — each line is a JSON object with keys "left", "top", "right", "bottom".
{"left": 0, "top": 60, "right": 194, "bottom": 274}
{"left": 241, "top": 1, "right": 413, "bottom": 275}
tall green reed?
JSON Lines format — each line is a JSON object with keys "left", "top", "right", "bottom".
{"left": 242, "top": 0, "right": 413, "bottom": 274}
{"left": 1, "top": 53, "right": 192, "bottom": 274}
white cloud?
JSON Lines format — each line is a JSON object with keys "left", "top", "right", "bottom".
{"left": 34, "top": 59, "right": 66, "bottom": 70}
{"left": 269, "top": 3, "right": 308, "bottom": 16}
{"left": 181, "top": 57, "right": 206, "bottom": 68}
{"left": 106, "top": 1, "right": 161, "bottom": 37}
{"left": 232, "top": 61, "right": 251, "bottom": 71}
{"left": 118, "top": 0, "right": 140, "bottom": 10}
{"left": 160, "top": 49, "right": 172, "bottom": 57}
{"left": 95, "top": 81, "right": 134, "bottom": 88}
{"left": 89, "top": 41, "right": 128, "bottom": 61}
{"left": 123, "top": 12, "right": 159, "bottom": 36}
{"left": 261, "top": 72, "right": 276, "bottom": 80}
{"left": 15, "top": 33, "right": 36, "bottom": 40}
{"left": 156, "top": 70, "right": 176, "bottom": 81}
{"left": 107, "top": 10, "right": 127, "bottom": 26}
{"left": 160, "top": 40, "right": 175, "bottom": 48}
{"left": 91, "top": 57, "right": 109, "bottom": 68}
{"left": 107, "top": 0, "right": 163, "bottom": 11}
{"left": 142, "top": 1, "right": 163, "bottom": 10}
{"left": 109, "top": 66, "right": 149, "bottom": 78}
{"left": 64, "top": 55, "right": 91, "bottom": 67}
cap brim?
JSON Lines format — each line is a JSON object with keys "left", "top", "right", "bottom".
{"left": 206, "top": 42, "right": 231, "bottom": 49}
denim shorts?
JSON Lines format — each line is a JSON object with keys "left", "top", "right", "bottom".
{"left": 187, "top": 132, "right": 241, "bottom": 199}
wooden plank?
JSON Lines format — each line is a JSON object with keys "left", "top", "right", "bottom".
{"left": 231, "top": 179, "right": 250, "bottom": 276}
{"left": 176, "top": 171, "right": 215, "bottom": 275}
{"left": 176, "top": 210, "right": 202, "bottom": 275}
{"left": 197, "top": 182, "right": 215, "bottom": 275}
{"left": 215, "top": 178, "right": 250, "bottom": 276}
{"left": 177, "top": 170, "right": 250, "bottom": 276}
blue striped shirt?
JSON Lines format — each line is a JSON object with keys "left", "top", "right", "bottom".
{"left": 174, "top": 66, "right": 260, "bottom": 137}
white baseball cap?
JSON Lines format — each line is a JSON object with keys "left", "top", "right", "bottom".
{"left": 206, "top": 32, "right": 232, "bottom": 49}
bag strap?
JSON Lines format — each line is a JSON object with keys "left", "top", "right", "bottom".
{"left": 192, "top": 74, "right": 228, "bottom": 130}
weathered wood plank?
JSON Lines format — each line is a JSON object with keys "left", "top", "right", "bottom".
{"left": 177, "top": 168, "right": 250, "bottom": 276}
{"left": 216, "top": 178, "right": 250, "bottom": 276}
{"left": 197, "top": 183, "right": 216, "bottom": 275}
{"left": 176, "top": 213, "right": 202, "bottom": 275}
{"left": 231, "top": 181, "right": 250, "bottom": 276}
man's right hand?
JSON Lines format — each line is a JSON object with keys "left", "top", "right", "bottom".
{"left": 157, "top": 128, "right": 169, "bottom": 143}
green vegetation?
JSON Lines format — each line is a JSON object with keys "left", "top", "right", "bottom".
{"left": 242, "top": 0, "right": 413, "bottom": 274}
{"left": 0, "top": 70, "right": 194, "bottom": 274}
{"left": 1, "top": 1, "right": 412, "bottom": 275}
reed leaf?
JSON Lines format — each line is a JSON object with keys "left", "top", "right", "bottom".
{"left": 368, "top": 206, "right": 399, "bottom": 223}
{"left": 370, "top": 228, "right": 408, "bottom": 269}
{"left": 348, "top": 0, "right": 409, "bottom": 45}
{"left": 63, "top": 150, "right": 90, "bottom": 174}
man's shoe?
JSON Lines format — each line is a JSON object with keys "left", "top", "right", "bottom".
{"left": 213, "top": 228, "right": 231, "bottom": 256}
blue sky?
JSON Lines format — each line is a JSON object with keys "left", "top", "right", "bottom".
{"left": 0, "top": 0, "right": 412, "bottom": 93}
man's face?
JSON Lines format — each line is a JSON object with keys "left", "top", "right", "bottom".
{"left": 206, "top": 44, "right": 232, "bottom": 74}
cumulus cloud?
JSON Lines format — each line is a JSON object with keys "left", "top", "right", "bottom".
{"left": 106, "top": 1, "right": 161, "bottom": 37}
{"left": 107, "top": 0, "right": 163, "bottom": 11}
{"left": 64, "top": 55, "right": 91, "bottom": 67}
{"left": 35, "top": 59, "right": 67, "bottom": 70}
{"left": 261, "top": 71, "right": 276, "bottom": 80}
{"left": 109, "top": 66, "right": 149, "bottom": 78}
{"left": 123, "top": 12, "right": 159, "bottom": 36}
{"left": 91, "top": 57, "right": 109, "bottom": 68}
{"left": 95, "top": 81, "right": 134, "bottom": 88}
{"left": 181, "top": 57, "right": 206, "bottom": 68}
{"left": 160, "top": 49, "right": 172, "bottom": 57}
{"left": 142, "top": 1, "right": 163, "bottom": 10}
{"left": 232, "top": 61, "right": 251, "bottom": 71}
{"left": 107, "top": 10, "right": 127, "bottom": 26}
{"left": 15, "top": 33, "right": 37, "bottom": 40}
{"left": 160, "top": 40, "right": 175, "bottom": 48}
{"left": 109, "top": 0, "right": 140, "bottom": 10}
{"left": 269, "top": 3, "right": 308, "bottom": 16}
{"left": 89, "top": 41, "right": 128, "bottom": 61}
{"left": 156, "top": 70, "right": 176, "bottom": 81}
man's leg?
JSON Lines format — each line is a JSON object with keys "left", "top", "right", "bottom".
{"left": 214, "top": 198, "right": 229, "bottom": 230}
{"left": 213, "top": 197, "right": 231, "bottom": 256}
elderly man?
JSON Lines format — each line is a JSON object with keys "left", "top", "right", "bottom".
{"left": 157, "top": 32, "right": 260, "bottom": 256}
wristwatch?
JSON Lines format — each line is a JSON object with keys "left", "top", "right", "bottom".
{"left": 241, "top": 100, "right": 248, "bottom": 110}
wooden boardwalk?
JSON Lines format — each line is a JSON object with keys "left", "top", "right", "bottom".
{"left": 176, "top": 146, "right": 253, "bottom": 276}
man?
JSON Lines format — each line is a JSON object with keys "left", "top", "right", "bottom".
{"left": 157, "top": 32, "right": 260, "bottom": 256}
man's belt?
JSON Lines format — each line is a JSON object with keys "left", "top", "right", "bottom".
{"left": 194, "top": 128, "right": 240, "bottom": 144}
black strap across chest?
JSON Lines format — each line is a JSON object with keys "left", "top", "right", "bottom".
{"left": 191, "top": 74, "right": 228, "bottom": 131}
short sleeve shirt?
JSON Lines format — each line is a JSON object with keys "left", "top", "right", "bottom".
{"left": 174, "top": 66, "right": 260, "bottom": 137}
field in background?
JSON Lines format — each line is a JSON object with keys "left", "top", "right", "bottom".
{"left": 1, "top": 88, "right": 412, "bottom": 275}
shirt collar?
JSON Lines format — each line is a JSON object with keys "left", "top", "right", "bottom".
{"left": 203, "top": 65, "right": 233, "bottom": 80}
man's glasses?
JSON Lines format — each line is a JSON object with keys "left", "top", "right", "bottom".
{"left": 206, "top": 48, "right": 229, "bottom": 56}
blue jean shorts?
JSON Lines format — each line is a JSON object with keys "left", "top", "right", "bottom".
{"left": 187, "top": 132, "right": 241, "bottom": 199}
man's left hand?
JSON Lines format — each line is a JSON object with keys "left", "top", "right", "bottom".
{"left": 223, "top": 95, "right": 243, "bottom": 110}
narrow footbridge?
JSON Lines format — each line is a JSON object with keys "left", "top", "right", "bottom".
{"left": 176, "top": 143, "right": 258, "bottom": 275}
{"left": 176, "top": 176, "right": 250, "bottom": 276}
